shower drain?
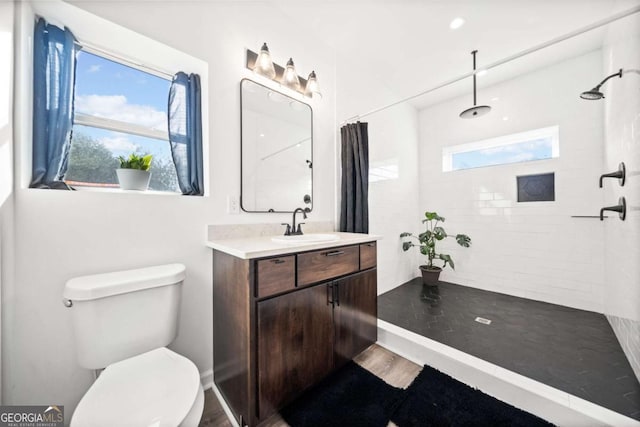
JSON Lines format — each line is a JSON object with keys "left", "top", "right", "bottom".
{"left": 474, "top": 317, "right": 492, "bottom": 325}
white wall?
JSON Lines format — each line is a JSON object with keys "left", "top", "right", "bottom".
{"left": 335, "top": 59, "right": 422, "bottom": 295}
{"left": 602, "top": 3, "right": 640, "bottom": 380}
{"left": 5, "top": 0, "right": 337, "bottom": 416}
{"left": 0, "top": 0, "right": 15, "bottom": 405}
{"left": 418, "top": 51, "right": 607, "bottom": 312}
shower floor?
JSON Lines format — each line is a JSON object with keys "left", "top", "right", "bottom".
{"left": 378, "top": 278, "right": 640, "bottom": 420}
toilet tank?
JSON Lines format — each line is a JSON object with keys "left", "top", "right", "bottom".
{"left": 63, "top": 264, "right": 186, "bottom": 369}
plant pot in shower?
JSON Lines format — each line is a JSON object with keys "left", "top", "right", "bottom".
{"left": 420, "top": 266, "right": 442, "bottom": 287}
{"left": 116, "top": 169, "right": 151, "bottom": 191}
{"left": 401, "top": 211, "right": 472, "bottom": 289}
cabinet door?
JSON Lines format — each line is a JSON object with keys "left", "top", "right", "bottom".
{"left": 257, "top": 284, "right": 334, "bottom": 419}
{"left": 334, "top": 269, "right": 378, "bottom": 368}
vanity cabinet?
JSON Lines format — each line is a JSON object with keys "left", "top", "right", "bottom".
{"left": 257, "top": 284, "right": 334, "bottom": 418}
{"left": 212, "top": 241, "right": 377, "bottom": 426}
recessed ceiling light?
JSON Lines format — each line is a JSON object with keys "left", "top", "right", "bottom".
{"left": 450, "top": 17, "right": 465, "bottom": 30}
{"left": 502, "top": 116, "right": 509, "bottom": 121}
{"left": 477, "top": 69, "right": 488, "bottom": 77}
{"left": 259, "top": 133, "right": 265, "bottom": 137}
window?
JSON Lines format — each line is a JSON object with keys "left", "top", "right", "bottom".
{"left": 442, "top": 126, "right": 559, "bottom": 172}
{"left": 64, "top": 50, "right": 179, "bottom": 192}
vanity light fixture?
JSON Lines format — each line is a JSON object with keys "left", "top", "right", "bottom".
{"left": 282, "top": 58, "right": 301, "bottom": 91}
{"left": 304, "top": 71, "right": 322, "bottom": 98}
{"left": 246, "top": 43, "right": 321, "bottom": 99}
{"left": 253, "top": 42, "right": 276, "bottom": 80}
{"left": 580, "top": 68, "right": 623, "bottom": 100}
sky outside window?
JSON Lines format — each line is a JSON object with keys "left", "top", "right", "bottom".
{"left": 451, "top": 137, "right": 554, "bottom": 171}
{"left": 66, "top": 50, "right": 178, "bottom": 191}
{"left": 73, "top": 50, "right": 171, "bottom": 158}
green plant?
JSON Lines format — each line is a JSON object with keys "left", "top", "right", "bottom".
{"left": 400, "top": 211, "right": 471, "bottom": 270}
{"left": 117, "top": 153, "right": 153, "bottom": 171}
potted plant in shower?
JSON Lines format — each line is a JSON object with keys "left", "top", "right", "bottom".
{"left": 400, "top": 211, "right": 471, "bottom": 287}
{"left": 116, "top": 153, "right": 153, "bottom": 191}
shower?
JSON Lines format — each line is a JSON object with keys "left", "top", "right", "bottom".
{"left": 580, "top": 68, "right": 623, "bottom": 99}
{"left": 459, "top": 50, "right": 491, "bottom": 119}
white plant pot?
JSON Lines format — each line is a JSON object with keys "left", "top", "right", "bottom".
{"left": 116, "top": 169, "right": 151, "bottom": 191}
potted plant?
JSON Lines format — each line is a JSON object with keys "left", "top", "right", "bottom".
{"left": 116, "top": 153, "right": 153, "bottom": 191}
{"left": 400, "top": 211, "right": 471, "bottom": 287}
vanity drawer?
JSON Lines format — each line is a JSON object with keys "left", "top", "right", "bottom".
{"left": 360, "top": 242, "right": 377, "bottom": 270}
{"left": 297, "top": 245, "right": 359, "bottom": 286}
{"left": 257, "top": 256, "right": 296, "bottom": 298}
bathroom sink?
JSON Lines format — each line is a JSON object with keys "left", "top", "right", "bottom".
{"left": 271, "top": 233, "right": 340, "bottom": 244}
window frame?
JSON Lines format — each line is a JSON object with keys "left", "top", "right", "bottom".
{"left": 442, "top": 125, "right": 560, "bottom": 172}
{"left": 72, "top": 45, "right": 172, "bottom": 143}
{"left": 17, "top": 0, "right": 209, "bottom": 195}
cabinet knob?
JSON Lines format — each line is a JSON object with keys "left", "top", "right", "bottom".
{"left": 271, "top": 259, "right": 285, "bottom": 264}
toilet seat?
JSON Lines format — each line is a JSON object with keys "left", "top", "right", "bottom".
{"left": 71, "top": 347, "right": 200, "bottom": 427}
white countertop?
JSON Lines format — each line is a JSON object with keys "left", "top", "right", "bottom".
{"left": 206, "top": 232, "right": 382, "bottom": 259}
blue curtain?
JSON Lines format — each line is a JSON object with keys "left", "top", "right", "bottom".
{"left": 168, "top": 72, "right": 204, "bottom": 195}
{"left": 31, "top": 18, "right": 78, "bottom": 189}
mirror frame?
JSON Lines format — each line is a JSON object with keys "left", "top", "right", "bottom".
{"left": 240, "top": 78, "right": 314, "bottom": 213}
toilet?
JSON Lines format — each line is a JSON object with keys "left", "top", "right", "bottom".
{"left": 63, "top": 263, "right": 204, "bottom": 427}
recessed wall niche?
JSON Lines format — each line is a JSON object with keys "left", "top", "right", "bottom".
{"left": 517, "top": 173, "right": 555, "bottom": 202}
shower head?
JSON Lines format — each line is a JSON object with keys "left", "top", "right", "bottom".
{"left": 460, "top": 50, "right": 491, "bottom": 119}
{"left": 460, "top": 105, "right": 491, "bottom": 118}
{"left": 580, "top": 69, "right": 623, "bottom": 100}
{"left": 580, "top": 89, "right": 605, "bottom": 100}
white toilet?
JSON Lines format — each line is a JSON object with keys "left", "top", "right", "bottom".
{"left": 63, "top": 263, "right": 205, "bottom": 427}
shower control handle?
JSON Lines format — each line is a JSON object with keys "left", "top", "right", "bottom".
{"left": 600, "top": 197, "right": 626, "bottom": 221}
{"left": 599, "top": 162, "right": 625, "bottom": 188}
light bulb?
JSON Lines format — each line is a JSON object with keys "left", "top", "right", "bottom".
{"left": 253, "top": 42, "right": 276, "bottom": 80}
{"left": 281, "top": 58, "right": 300, "bottom": 91}
{"left": 304, "top": 70, "right": 322, "bottom": 98}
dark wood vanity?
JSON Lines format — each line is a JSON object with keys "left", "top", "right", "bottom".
{"left": 212, "top": 240, "right": 378, "bottom": 426}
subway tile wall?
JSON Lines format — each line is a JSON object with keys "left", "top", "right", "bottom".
{"left": 418, "top": 51, "right": 608, "bottom": 313}
{"left": 603, "top": 6, "right": 640, "bottom": 381}
{"left": 608, "top": 315, "right": 640, "bottom": 381}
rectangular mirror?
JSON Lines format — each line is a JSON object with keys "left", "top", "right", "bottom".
{"left": 241, "top": 78, "right": 313, "bottom": 212}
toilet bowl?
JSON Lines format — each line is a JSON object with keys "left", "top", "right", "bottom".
{"left": 64, "top": 264, "right": 204, "bottom": 427}
{"left": 71, "top": 348, "right": 204, "bottom": 427}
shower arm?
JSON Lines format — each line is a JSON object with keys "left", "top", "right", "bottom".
{"left": 472, "top": 50, "right": 477, "bottom": 106}
{"left": 594, "top": 69, "right": 623, "bottom": 90}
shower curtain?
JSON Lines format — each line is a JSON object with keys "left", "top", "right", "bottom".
{"left": 340, "top": 122, "right": 369, "bottom": 233}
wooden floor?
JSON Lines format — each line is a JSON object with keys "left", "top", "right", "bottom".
{"left": 198, "top": 344, "right": 421, "bottom": 427}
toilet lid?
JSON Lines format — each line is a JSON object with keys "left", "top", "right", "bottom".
{"left": 71, "top": 348, "right": 200, "bottom": 427}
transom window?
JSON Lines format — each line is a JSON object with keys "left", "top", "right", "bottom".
{"left": 442, "top": 126, "right": 559, "bottom": 172}
{"left": 64, "top": 49, "right": 179, "bottom": 192}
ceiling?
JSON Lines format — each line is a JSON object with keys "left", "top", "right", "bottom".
{"left": 66, "top": 0, "right": 638, "bottom": 114}
{"left": 272, "top": 0, "right": 636, "bottom": 111}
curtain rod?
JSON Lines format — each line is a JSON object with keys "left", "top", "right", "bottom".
{"left": 341, "top": 5, "right": 640, "bottom": 125}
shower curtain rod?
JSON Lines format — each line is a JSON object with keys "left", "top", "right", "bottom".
{"left": 341, "top": 4, "right": 640, "bottom": 125}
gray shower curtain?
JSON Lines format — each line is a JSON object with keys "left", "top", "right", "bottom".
{"left": 340, "top": 122, "right": 369, "bottom": 233}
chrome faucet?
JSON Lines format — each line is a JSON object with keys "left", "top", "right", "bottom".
{"left": 282, "top": 208, "right": 308, "bottom": 235}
